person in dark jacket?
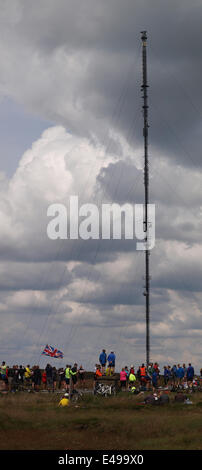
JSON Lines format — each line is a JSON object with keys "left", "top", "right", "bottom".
{"left": 70, "top": 364, "right": 78, "bottom": 390}
{"left": 58, "top": 368, "right": 65, "bottom": 389}
{"left": 52, "top": 367, "right": 57, "bottom": 390}
{"left": 33, "top": 366, "right": 41, "bottom": 391}
{"left": 45, "top": 364, "right": 53, "bottom": 390}
{"left": 18, "top": 365, "right": 25, "bottom": 384}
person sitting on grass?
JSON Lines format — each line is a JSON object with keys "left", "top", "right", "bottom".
{"left": 158, "top": 390, "right": 170, "bottom": 405}
{"left": 58, "top": 393, "right": 69, "bottom": 407}
{"left": 144, "top": 393, "right": 159, "bottom": 405}
{"left": 130, "top": 386, "right": 144, "bottom": 396}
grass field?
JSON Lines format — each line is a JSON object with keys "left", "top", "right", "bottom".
{"left": 0, "top": 391, "right": 202, "bottom": 450}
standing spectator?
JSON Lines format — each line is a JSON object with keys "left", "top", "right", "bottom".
{"left": 52, "top": 367, "right": 57, "bottom": 391}
{"left": 18, "top": 365, "right": 25, "bottom": 385}
{"left": 70, "top": 363, "right": 78, "bottom": 390}
{"left": 78, "top": 365, "right": 86, "bottom": 388}
{"left": 99, "top": 349, "right": 107, "bottom": 374}
{"left": 120, "top": 368, "right": 127, "bottom": 389}
{"left": 187, "top": 363, "right": 194, "bottom": 386}
{"left": 65, "top": 365, "right": 71, "bottom": 392}
{"left": 45, "top": 363, "right": 53, "bottom": 390}
{"left": 167, "top": 366, "right": 172, "bottom": 384}
{"left": 140, "top": 364, "right": 146, "bottom": 386}
{"left": 5, "top": 365, "right": 9, "bottom": 391}
{"left": 31, "top": 366, "right": 36, "bottom": 390}
{"left": 152, "top": 369, "right": 158, "bottom": 390}
{"left": 42, "top": 370, "right": 47, "bottom": 390}
{"left": 136, "top": 366, "right": 141, "bottom": 381}
{"left": 171, "top": 364, "right": 177, "bottom": 385}
{"left": 129, "top": 370, "right": 136, "bottom": 387}
{"left": 107, "top": 352, "right": 116, "bottom": 374}
{"left": 58, "top": 368, "right": 65, "bottom": 390}
{"left": 24, "top": 365, "right": 32, "bottom": 386}
{"left": 11, "top": 367, "right": 19, "bottom": 392}
{"left": 153, "top": 363, "right": 160, "bottom": 374}
{"left": 7, "top": 367, "right": 13, "bottom": 391}
{"left": 125, "top": 366, "right": 129, "bottom": 386}
{"left": 147, "top": 363, "right": 154, "bottom": 377}
{"left": 33, "top": 365, "right": 41, "bottom": 391}
{"left": 130, "top": 365, "right": 135, "bottom": 375}
{"left": 0, "top": 361, "right": 7, "bottom": 381}
{"left": 163, "top": 366, "right": 169, "bottom": 385}
{"left": 0, "top": 361, "right": 8, "bottom": 391}
{"left": 183, "top": 363, "right": 187, "bottom": 378}
{"left": 176, "top": 364, "right": 184, "bottom": 385}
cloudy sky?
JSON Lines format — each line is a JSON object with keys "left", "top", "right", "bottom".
{"left": 0, "top": 0, "right": 202, "bottom": 372}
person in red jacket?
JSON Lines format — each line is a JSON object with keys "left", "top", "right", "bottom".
{"left": 130, "top": 365, "right": 135, "bottom": 375}
{"left": 42, "top": 370, "right": 47, "bottom": 390}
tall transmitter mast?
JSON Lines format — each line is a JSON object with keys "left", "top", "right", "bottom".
{"left": 141, "top": 31, "right": 150, "bottom": 367}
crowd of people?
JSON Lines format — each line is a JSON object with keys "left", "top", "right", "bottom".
{"left": 95, "top": 352, "right": 202, "bottom": 392}
{"left": 0, "top": 362, "right": 86, "bottom": 392}
{"left": 118, "top": 362, "right": 199, "bottom": 392}
{"left": 0, "top": 353, "right": 201, "bottom": 394}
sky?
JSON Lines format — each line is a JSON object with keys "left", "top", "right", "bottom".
{"left": 0, "top": 0, "right": 202, "bottom": 372}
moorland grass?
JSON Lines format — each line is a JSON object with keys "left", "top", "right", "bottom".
{"left": 0, "top": 391, "right": 202, "bottom": 450}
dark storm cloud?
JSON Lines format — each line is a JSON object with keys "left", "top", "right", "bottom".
{"left": 2, "top": 0, "right": 202, "bottom": 167}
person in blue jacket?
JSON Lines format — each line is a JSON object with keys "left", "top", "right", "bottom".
{"left": 187, "top": 363, "right": 194, "bottom": 385}
{"left": 152, "top": 370, "right": 158, "bottom": 390}
{"left": 163, "top": 366, "right": 169, "bottom": 385}
{"left": 99, "top": 349, "right": 107, "bottom": 374}
{"left": 171, "top": 364, "right": 177, "bottom": 385}
{"left": 176, "top": 364, "right": 184, "bottom": 385}
{"left": 107, "top": 351, "right": 116, "bottom": 374}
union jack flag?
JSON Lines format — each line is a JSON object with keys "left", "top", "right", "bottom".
{"left": 42, "top": 344, "right": 64, "bottom": 359}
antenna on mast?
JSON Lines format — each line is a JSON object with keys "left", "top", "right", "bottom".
{"left": 141, "top": 31, "right": 150, "bottom": 367}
